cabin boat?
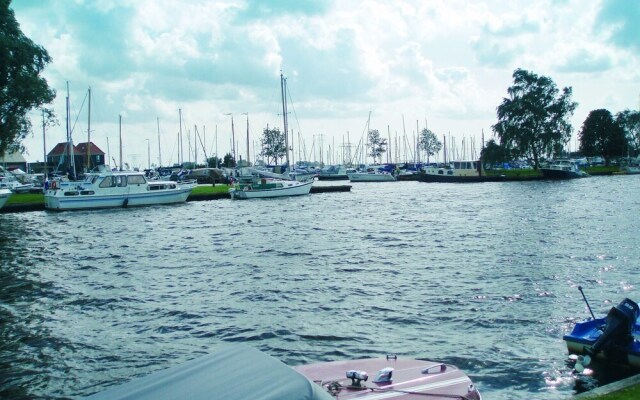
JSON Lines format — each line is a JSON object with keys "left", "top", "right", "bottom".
{"left": 418, "top": 160, "right": 505, "bottom": 183}
{"left": 44, "top": 169, "right": 196, "bottom": 211}
{"left": 347, "top": 166, "right": 397, "bottom": 182}
{"left": 82, "top": 344, "right": 482, "bottom": 400}
{"left": 228, "top": 176, "right": 313, "bottom": 199}
{"left": 540, "top": 160, "right": 589, "bottom": 179}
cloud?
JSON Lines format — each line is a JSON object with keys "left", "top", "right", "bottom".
{"left": 596, "top": 0, "right": 640, "bottom": 52}
{"left": 555, "top": 48, "right": 614, "bottom": 73}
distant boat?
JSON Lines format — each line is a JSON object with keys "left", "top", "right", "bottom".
{"left": 540, "top": 160, "right": 589, "bottom": 179}
{"left": 318, "top": 164, "right": 349, "bottom": 181}
{"left": 347, "top": 166, "right": 396, "bottom": 182}
{"left": 417, "top": 160, "right": 508, "bottom": 183}
{"left": 228, "top": 176, "right": 313, "bottom": 199}
{"left": 0, "top": 188, "right": 12, "bottom": 210}
{"left": 82, "top": 344, "right": 482, "bottom": 400}
{"left": 45, "top": 167, "right": 196, "bottom": 210}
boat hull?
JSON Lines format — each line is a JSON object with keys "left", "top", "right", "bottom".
{"left": 0, "top": 188, "right": 12, "bottom": 210}
{"left": 45, "top": 186, "right": 193, "bottom": 210}
{"left": 229, "top": 180, "right": 313, "bottom": 199}
{"left": 540, "top": 169, "right": 587, "bottom": 180}
{"left": 347, "top": 173, "right": 396, "bottom": 182}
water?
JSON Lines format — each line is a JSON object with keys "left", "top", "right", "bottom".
{"left": 1, "top": 176, "right": 639, "bottom": 399}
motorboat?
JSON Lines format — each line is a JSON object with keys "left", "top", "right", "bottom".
{"left": 0, "top": 174, "right": 35, "bottom": 193}
{"left": 541, "top": 160, "right": 589, "bottom": 179}
{"left": 347, "top": 166, "right": 397, "bottom": 182}
{"left": 82, "top": 344, "right": 482, "bottom": 400}
{"left": 0, "top": 188, "right": 12, "bottom": 210}
{"left": 229, "top": 176, "right": 313, "bottom": 199}
{"left": 318, "top": 164, "right": 349, "bottom": 181}
{"left": 563, "top": 287, "right": 640, "bottom": 370}
{"left": 417, "top": 161, "right": 502, "bottom": 183}
{"left": 44, "top": 169, "right": 196, "bottom": 211}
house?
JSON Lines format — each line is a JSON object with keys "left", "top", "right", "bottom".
{"left": 0, "top": 151, "right": 28, "bottom": 172}
{"left": 47, "top": 141, "right": 106, "bottom": 173}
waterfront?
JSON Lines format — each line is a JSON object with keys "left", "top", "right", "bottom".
{"left": 1, "top": 176, "right": 639, "bottom": 399}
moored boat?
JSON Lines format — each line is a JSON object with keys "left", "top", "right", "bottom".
{"left": 563, "top": 287, "right": 640, "bottom": 370}
{"left": 229, "top": 177, "right": 313, "bottom": 199}
{"left": 44, "top": 168, "right": 196, "bottom": 211}
{"left": 540, "top": 160, "right": 589, "bottom": 179}
{"left": 0, "top": 188, "right": 12, "bottom": 210}
{"left": 418, "top": 160, "right": 504, "bottom": 183}
{"left": 83, "top": 344, "right": 482, "bottom": 400}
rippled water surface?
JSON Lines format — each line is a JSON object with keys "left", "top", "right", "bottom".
{"left": 1, "top": 176, "right": 639, "bottom": 399}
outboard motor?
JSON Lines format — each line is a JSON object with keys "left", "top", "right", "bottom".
{"left": 586, "top": 298, "right": 639, "bottom": 361}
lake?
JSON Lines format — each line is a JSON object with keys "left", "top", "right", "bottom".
{"left": 1, "top": 176, "right": 639, "bottom": 399}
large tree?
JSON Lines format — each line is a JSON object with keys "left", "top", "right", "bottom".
{"left": 0, "top": 0, "right": 56, "bottom": 156}
{"left": 480, "top": 139, "right": 511, "bottom": 169}
{"left": 492, "top": 68, "right": 577, "bottom": 169}
{"left": 418, "top": 128, "right": 442, "bottom": 163}
{"left": 367, "top": 129, "right": 387, "bottom": 163}
{"left": 579, "top": 109, "right": 627, "bottom": 165}
{"left": 260, "top": 126, "right": 286, "bottom": 165}
{"left": 617, "top": 110, "right": 640, "bottom": 157}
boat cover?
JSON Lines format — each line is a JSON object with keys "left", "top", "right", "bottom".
{"left": 84, "top": 344, "right": 334, "bottom": 400}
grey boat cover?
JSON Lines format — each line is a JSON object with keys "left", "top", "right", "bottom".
{"left": 84, "top": 344, "right": 334, "bottom": 400}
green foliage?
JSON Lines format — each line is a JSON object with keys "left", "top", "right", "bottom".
{"left": 481, "top": 139, "right": 511, "bottom": 167}
{"left": 579, "top": 109, "right": 627, "bottom": 165}
{"left": 208, "top": 156, "right": 222, "bottom": 168}
{"left": 367, "top": 129, "right": 387, "bottom": 163}
{"left": 418, "top": 128, "right": 442, "bottom": 163}
{"left": 0, "top": 0, "right": 56, "bottom": 156}
{"left": 260, "top": 126, "right": 286, "bottom": 165}
{"left": 492, "top": 68, "right": 577, "bottom": 169}
{"left": 222, "top": 152, "right": 236, "bottom": 168}
{"left": 616, "top": 109, "right": 640, "bottom": 156}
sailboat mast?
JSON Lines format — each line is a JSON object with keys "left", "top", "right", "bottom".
{"left": 66, "top": 82, "right": 76, "bottom": 177}
{"left": 281, "top": 72, "right": 290, "bottom": 167}
{"left": 42, "top": 109, "right": 47, "bottom": 178}
{"left": 119, "top": 114, "right": 123, "bottom": 171}
{"left": 157, "top": 117, "right": 162, "bottom": 167}
{"left": 87, "top": 86, "right": 91, "bottom": 171}
{"left": 178, "top": 109, "right": 183, "bottom": 165}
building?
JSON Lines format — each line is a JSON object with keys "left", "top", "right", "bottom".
{"left": 47, "top": 141, "right": 106, "bottom": 174}
{"left": 0, "top": 151, "right": 28, "bottom": 172}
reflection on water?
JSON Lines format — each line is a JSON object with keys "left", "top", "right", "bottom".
{"left": 1, "top": 176, "right": 639, "bottom": 399}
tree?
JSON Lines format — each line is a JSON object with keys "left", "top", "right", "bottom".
{"left": 222, "top": 153, "right": 236, "bottom": 168}
{"left": 480, "top": 139, "right": 511, "bottom": 169}
{"left": 367, "top": 129, "right": 387, "bottom": 163}
{"left": 260, "top": 126, "right": 286, "bottom": 165}
{"left": 492, "top": 68, "right": 577, "bottom": 169}
{"left": 579, "top": 109, "right": 627, "bottom": 165}
{"left": 617, "top": 110, "right": 640, "bottom": 157}
{"left": 0, "top": 0, "right": 56, "bottom": 156}
{"left": 418, "top": 128, "right": 442, "bottom": 163}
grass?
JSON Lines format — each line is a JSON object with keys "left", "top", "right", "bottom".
{"left": 191, "top": 184, "right": 230, "bottom": 195}
{"left": 582, "top": 384, "right": 640, "bottom": 399}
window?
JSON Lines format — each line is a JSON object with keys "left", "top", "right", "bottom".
{"left": 99, "top": 177, "right": 113, "bottom": 188}
{"left": 128, "top": 175, "right": 146, "bottom": 185}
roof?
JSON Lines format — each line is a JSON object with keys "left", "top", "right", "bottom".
{"left": 76, "top": 142, "right": 106, "bottom": 155}
{"left": 83, "top": 344, "right": 333, "bottom": 400}
{"left": 0, "top": 151, "right": 27, "bottom": 163}
{"left": 48, "top": 142, "right": 77, "bottom": 157}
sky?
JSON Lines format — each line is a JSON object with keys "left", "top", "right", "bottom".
{"left": 12, "top": 0, "right": 640, "bottom": 168}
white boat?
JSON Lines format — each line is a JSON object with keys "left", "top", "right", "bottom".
{"left": 0, "top": 174, "right": 35, "bottom": 193}
{"left": 0, "top": 188, "right": 12, "bottom": 210}
{"left": 541, "top": 160, "right": 589, "bottom": 179}
{"left": 347, "top": 167, "right": 396, "bottom": 182}
{"left": 44, "top": 169, "right": 196, "bottom": 211}
{"left": 229, "top": 177, "right": 313, "bottom": 199}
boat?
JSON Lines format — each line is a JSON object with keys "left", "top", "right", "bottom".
{"left": 44, "top": 167, "right": 196, "bottom": 211}
{"left": 540, "top": 159, "right": 589, "bottom": 179}
{"left": 0, "top": 188, "right": 12, "bottom": 210}
{"left": 0, "top": 174, "right": 35, "bottom": 193}
{"left": 228, "top": 176, "right": 313, "bottom": 199}
{"left": 417, "top": 160, "right": 506, "bottom": 183}
{"left": 318, "top": 164, "right": 349, "bottom": 181}
{"left": 563, "top": 286, "right": 640, "bottom": 370}
{"left": 82, "top": 344, "right": 482, "bottom": 400}
{"left": 347, "top": 166, "right": 397, "bottom": 182}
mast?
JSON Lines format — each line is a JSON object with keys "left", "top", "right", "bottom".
{"left": 87, "top": 86, "right": 91, "bottom": 171}
{"left": 242, "top": 112, "right": 250, "bottom": 165}
{"left": 157, "top": 117, "right": 162, "bottom": 167}
{"left": 119, "top": 114, "right": 123, "bottom": 171}
{"left": 42, "top": 109, "right": 47, "bottom": 178}
{"left": 178, "top": 108, "right": 183, "bottom": 165}
{"left": 66, "top": 82, "right": 76, "bottom": 178}
{"left": 280, "top": 72, "right": 290, "bottom": 168}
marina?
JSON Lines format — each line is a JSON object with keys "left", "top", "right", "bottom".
{"left": 1, "top": 176, "right": 639, "bottom": 399}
